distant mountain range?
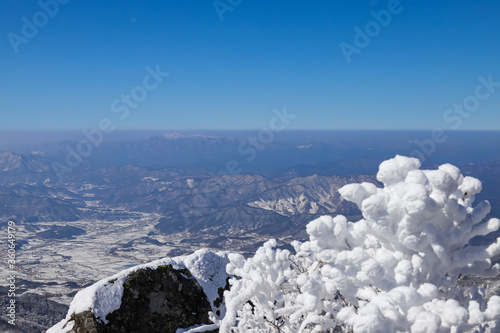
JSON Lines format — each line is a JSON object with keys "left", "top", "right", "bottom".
{"left": 0, "top": 131, "right": 499, "bottom": 238}
{"left": 0, "top": 151, "right": 371, "bottom": 239}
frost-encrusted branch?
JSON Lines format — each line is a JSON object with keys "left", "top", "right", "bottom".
{"left": 220, "top": 155, "right": 500, "bottom": 332}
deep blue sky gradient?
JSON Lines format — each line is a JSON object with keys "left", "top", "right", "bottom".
{"left": 1, "top": 0, "right": 499, "bottom": 130}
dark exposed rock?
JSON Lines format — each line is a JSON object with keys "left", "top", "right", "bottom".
{"left": 213, "top": 277, "right": 231, "bottom": 314}
{"left": 67, "top": 265, "right": 216, "bottom": 333}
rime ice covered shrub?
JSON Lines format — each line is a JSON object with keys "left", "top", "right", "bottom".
{"left": 220, "top": 155, "right": 500, "bottom": 332}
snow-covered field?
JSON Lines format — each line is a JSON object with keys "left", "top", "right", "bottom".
{"left": 0, "top": 211, "right": 270, "bottom": 306}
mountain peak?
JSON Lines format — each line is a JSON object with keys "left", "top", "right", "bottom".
{"left": 160, "top": 132, "right": 185, "bottom": 139}
{"left": 0, "top": 151, "right": 23, "bottom": 171}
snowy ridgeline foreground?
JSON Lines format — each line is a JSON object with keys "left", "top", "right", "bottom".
{"left": 49, "top": 156, "right": 500, "bottom": 332}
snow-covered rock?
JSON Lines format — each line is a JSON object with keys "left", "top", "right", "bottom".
{"left": 48, "top": 249, "right": 229, "bottom": 333}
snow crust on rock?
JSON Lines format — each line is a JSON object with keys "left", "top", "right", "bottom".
{"left": 175, "top": 323, "right": 220, "bottom": 333}
{"left": 48, "top": 249, "right": 229, "bottom": 333}
{"left": 221, "top": 155, "right": 500, "bottom": 332}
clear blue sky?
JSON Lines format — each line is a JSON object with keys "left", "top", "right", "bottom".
{"left": 0, "top": 0, "right": 499, "bottom": 130}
